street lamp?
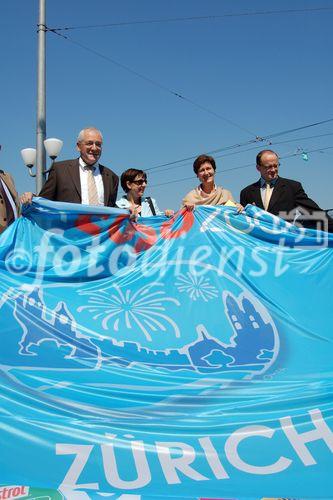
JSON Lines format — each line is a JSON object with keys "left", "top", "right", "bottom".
{"left": 21, "top": 137, "right": 63, "bottom": 179}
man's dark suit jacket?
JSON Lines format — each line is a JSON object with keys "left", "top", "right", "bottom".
{"left": 39, "top": 159, "right": 119, "bottom": 207}
{"left": 240, "top": 176, "right": 333, "bottom": 232}
{"left": 0, "top": 170, "right": 20, "bottom": 234}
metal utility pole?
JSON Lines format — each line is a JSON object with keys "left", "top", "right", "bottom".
{"left": 36, "top": 0, "right": 46, "bottom": 192}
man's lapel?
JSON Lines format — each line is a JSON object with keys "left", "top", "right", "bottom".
{"left": 251, "top": 181, "right": 263, "bottom": 208}
{"left": 0, "top": 172, "right": 19, "bottom": 210}
{"left": 100, "top": 165, "right": 110, "bottom": 206}
{"left": 67, "top": 159, "right": 82, "bottom": 201}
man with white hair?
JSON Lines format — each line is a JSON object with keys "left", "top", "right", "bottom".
{"left": 21, "top": 127, "right": 119, "bottom": 207}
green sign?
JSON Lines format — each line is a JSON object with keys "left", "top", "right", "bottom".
{"left": 0, "top": 486, "right": 63, "bottom": 500}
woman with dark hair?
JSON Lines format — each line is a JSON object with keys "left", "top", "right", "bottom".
{"left": 183, "top": 154, "right": 243, "bottom": 212}
{"left": 116, "top": 168, "right": 174, "bottom": 218}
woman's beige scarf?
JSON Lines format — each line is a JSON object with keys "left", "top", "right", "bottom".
{"left": 182, "top": 186, "right": 234, "bottom": 206}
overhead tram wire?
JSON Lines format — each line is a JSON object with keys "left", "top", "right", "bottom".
{"left": 46, "top": 29, "right": 333, "bottom": 181}
{"left": 50, "top": 7, "right": 333, "bottom": 31}
{"left": 211, "top": 131, "right": 333, "bottom": 161}
{"left": 48, "top": 28, "right": 257, "bottom": 137}
{"left": 147, "top": 132, "right": 333, "bottom": 175}
{"left": 145, "top": 118, "right": 333, "bottom": 172}
{"left": 47, "top": 29, "right": 333, "bottom": 151}
{"left": 150, "top": 145, "right": 333, "bottom": 188}
{"left": 144, "top": 138, "right": 261, "bottom": 172}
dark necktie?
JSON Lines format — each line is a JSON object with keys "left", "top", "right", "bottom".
{"left": 0, "top": 180, "right": 15, "bottom": 225}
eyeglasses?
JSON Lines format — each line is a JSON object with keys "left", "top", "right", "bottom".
{"left": 132, "top": 179, "right": 147, "bottom": 186}
{"left": 83, "top": 141, "right": 102, "bottom": 148}
{"left": 260, "top": 163, "right": 279, "bottom": 169}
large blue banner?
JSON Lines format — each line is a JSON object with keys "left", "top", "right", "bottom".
{"left": 0, "top": 199, "right": 332, "bottom": 499}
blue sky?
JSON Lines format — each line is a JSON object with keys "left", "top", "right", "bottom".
{"left": 1, "top": 0, "right": 332, "bottom": 211}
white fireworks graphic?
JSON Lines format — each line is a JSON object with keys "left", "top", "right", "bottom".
{"left": 77, "top": 282, "right": 180, "bottom": 341}
{"left": 175, "top": 272, "right": 218, "bottom": 302}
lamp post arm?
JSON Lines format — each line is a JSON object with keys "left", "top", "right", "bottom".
{"left": 43, "top": 160, "right": 55, "bottom": 175}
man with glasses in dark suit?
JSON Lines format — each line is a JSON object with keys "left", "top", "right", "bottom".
{"left": 21, "top": 127, "right": 119, "bottom": 207}
{"left": 240, "top": 149, "right": 333, "bottom": 232}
